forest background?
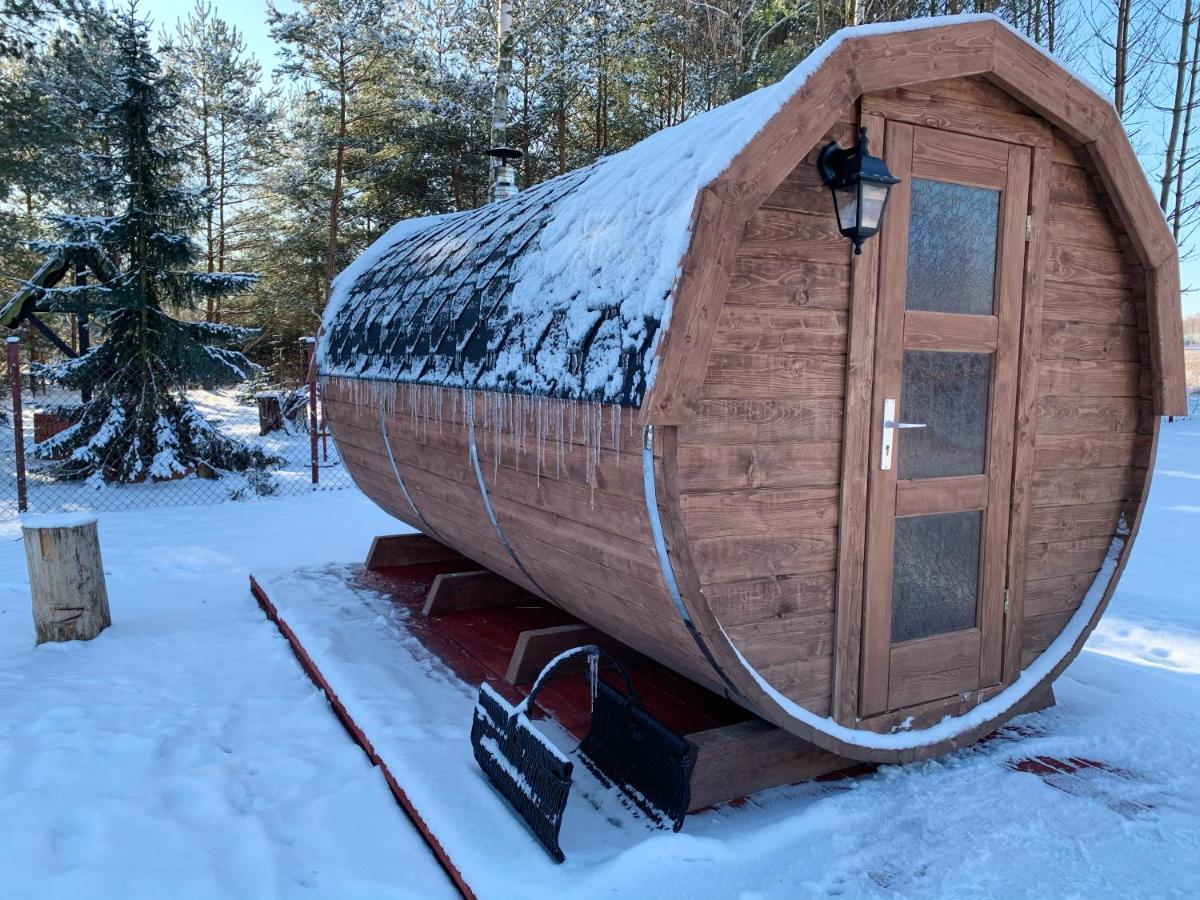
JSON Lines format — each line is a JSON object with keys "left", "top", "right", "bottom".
{"left": 2, "top": 0, "right": 1199, "bottom": 385}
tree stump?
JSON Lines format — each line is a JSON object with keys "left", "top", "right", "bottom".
{"left": 22, "top": 514, "right": 111, "bottom": 644}
{"left": 255, "top": 391, "right": 285, "bottom": 435}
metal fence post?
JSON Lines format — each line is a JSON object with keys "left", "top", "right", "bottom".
{"left": 303, "top": 337, "right": 318, "bottom": 486}
{"left": 6, "top": 336, "right": 27, "bottom": 513}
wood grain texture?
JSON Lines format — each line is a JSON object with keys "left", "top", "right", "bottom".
{"left": 832, "top": 114, "right": 884, "bottom": 724}
{"left": 23, "top": 519, "right": 111, "bottom": 644}
{"left": 503, "top": 624, "right": 640, "bottom": 686}
{"left": 1001, "top": 144, "right": 1051, "bottom": 685}
{"left": 686, "top": 720, "right": 854, "bottom": 811}
{"left": 903, "top": 310, "right": 998, "bottom": 352}
{"left": 862, "top": 78, "right": 1052, "bottom": 147}
{"left": 888, "top": 629, "right": 981, "bottom": 710}
{"left": 677, "top": 442, "right": 841, "bottom": 490}
{"left": 641, "top": 15, "right": 1181, "bottom": 430}
{"left": 700, "top": 351, "right": 846, "bottom": 400}
{"left": 422, "top": 569, "right": 535, "bottom": 616}
{"left": 325, "top": 19, "right": 1178, "bottom": 764}
{"left": 366, "top": 533, "right": 466, "bottom": 569}
{"left": 858, "top": 118, "right": 914, "bottom": 718}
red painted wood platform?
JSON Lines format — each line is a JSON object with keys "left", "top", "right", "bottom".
{"left": 354, "top": 563, "right": 752, "bottom": 740}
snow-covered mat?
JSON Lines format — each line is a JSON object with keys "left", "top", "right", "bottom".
{"left": 248, "top": 564, "right": 1198, "bottom": 898}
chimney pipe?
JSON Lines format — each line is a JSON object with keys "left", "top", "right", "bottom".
{"left": 488, "top": 146, "right": 523, "bottom": 203}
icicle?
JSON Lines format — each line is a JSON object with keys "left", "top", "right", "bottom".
{"left": 610, "top": 403, "right": 619, "bottom": 467}
{"left": 587, "top": 650, "right": 599, "bottom": 714}
{"left": 493, "top": 391, "right": 501, "bottom": 479}
{"left": 556, "top": 398, "right": 564, "bottom": 477}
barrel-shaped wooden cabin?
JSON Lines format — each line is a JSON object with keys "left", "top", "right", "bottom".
{"left": 319, "top": 16, "right": 1186, "bottom": 763}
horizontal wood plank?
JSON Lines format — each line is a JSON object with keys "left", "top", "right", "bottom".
{"left": 692, "top": 532, "right": 839, "bottom": 583}
{"left": 1041, "top": 283, "right": 1137, "bottom": 325}
{"left": 1033, "top": 432, "right": 1147, "bottom": 470}
{"left": 704, "top": 571, "right": 836, "bottom": 626}
{"left": 1024, "top": 571, "right": 1098, "bottom": 618}
{"left": 904, "top": 310, "right": 998, "bottom": 352}
{"left": 1037, "top": 359, "right": 1142, "bottom": 396}
{"left": 680, "top": 486, "right": 839, "bottom": 539}
{"left": 677, "top": 442, "right": 841, "bottom": 490}
{"left": 888, "top": 628, "right": 981, "bottom": 710}
{"left": 725, "top": 257, "right": 850, "bottom": 310}
{"left": 1049, "top": 163, "right": 1104, "bottom": 208}
{"left": 725, "top": 612, "right": 835, "bottom": 668}
{"left": 863, "top": 82, "right": 1052, "bottom": 147}
{"left": 1034, "top": 395, "right": 1142, "bottom": 434}
{"left": 739, "top": 208, "right": 849, "bottom": 262}
{"left": 895, "top": 474, "right": 989, "bottom": 517}
{"left": 701, "top": 351, "right": 846, "bottom": 400}
{"left": 1027, "top": 501, "right": 1127, "bottom": 543}
{"left": 1025, "top": 536, "right": 1113, "bottom": 580}
{"left": 678, "top": 398, "right": 844, "bottom": 445}
{"left": 1032, "top": 467, "right": 1142, "bottom": 507}
{"left": 713, "top": 306, "right": 848, "bottom": 354}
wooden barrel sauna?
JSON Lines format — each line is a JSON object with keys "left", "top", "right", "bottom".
{"left": 319, "top": 16, "right": 1186, "bottom": 763}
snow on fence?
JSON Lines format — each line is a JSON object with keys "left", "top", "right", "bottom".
{"left": 0, "top": 337, "right": 356, "bottom": 519}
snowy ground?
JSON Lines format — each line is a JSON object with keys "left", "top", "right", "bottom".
{"left": 0, "top": 419, "right": 1198, "bottom": 898}
{"left": 0, "top": 493, "right": 455, "bottom": 899}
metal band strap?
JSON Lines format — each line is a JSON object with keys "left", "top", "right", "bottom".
{"left": 641, "top": 425, "right": 745, "bottom": 702}
{"left": 467, "top": 415, "right": 551, "bottom": 600}
{"left": 378, "top": 405, "right": 443, "bottom": 541}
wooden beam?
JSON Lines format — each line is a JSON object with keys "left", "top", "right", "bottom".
{"left": 364, "top": 533, "right": 467, "bottom": 570}
{"left": 686, "top": 719, "right": 855, "bottom": 811}
{"left": 504, "top": 623, "right": 641, "bottom": 686}
{"left": 422, "top": 569, "right": 534, "bottom": 617}
{"left": 1010, "top": 679, "right": 1056, "bottom": 717}
{"left": 832, "top": 110, "right": 884, "bottom": 726}
{"left": 26, "top": 312, "right": 77, "bottom": 359}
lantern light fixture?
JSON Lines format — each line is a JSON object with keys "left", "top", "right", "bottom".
{"left": 817, "top": 127, "right": 900, "bottom": 255}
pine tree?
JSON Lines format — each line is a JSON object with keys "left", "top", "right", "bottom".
{"left": 31, "top": 5, "right": 272, "bottom": 484}
{"left": 268, "top": 0, "right": 407, "bottom": 304}
{"left": 166, "top": 1, "right": 275, "bottom": 323}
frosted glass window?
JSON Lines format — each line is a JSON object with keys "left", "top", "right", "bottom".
{"left": 897, "top": 351, "right": 991, "bottom": 480}
{"left": 905, "top": 179, "right": 999, "bottom": 315}
{"left": 891, "top": 511, "right": 982, "bottom": 643}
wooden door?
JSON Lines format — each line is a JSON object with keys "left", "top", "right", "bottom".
{"left": 859, "top": 124, "right": 1032, "bottom": 717}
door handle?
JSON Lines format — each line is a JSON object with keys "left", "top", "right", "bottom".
{"left": 881, "top": 398, "right": 926, "bottom": 470}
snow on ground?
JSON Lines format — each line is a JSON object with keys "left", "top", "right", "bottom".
{"left": 0, "top": 418, "right": 1198, "bottom": 898}
{"left": 0, "top": 492, "right": 455, "bottom": 899}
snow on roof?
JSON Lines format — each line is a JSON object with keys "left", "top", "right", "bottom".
{"left": 318, "top": 14, "right": 1058, "bottom": 406}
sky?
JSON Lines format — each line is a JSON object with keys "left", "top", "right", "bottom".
{"left": 140, "top": 0, "right": 286, "bottom": 78}
{"left": 133, "top": 0, "right": 1200, "bottom": 316}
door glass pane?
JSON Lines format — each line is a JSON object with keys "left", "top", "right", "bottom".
{"left": 892, "top": 511, "right": 982, "bottom": 643}
{"left": 897, "top": 350, "right": 991, "bottom": 480}
{"left": 905, "top": 179, "right": 999, "bottom": 315}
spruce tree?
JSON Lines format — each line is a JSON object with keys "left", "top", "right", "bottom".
{"left": 32, "top": 5, "right": 272, "bottom": 484}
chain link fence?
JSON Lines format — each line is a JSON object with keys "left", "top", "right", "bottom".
{"left": 1184, "top": 344, "right": 1200, "bottom": 417}
{"left": 1, "top": 332, "right": 355, "bottom": 519}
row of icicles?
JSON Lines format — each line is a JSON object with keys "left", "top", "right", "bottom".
{"left": 324, "top": 375, "right": 634, "bottom": 494}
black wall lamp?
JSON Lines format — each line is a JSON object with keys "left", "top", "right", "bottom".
{"left": 818, "top": 127, "right": 901, "bottom": 255}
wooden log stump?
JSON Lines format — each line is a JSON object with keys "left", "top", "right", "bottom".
{"left": 255, "top": 392, "right": 285, "bottom": 435}
{"left": 22, "top": 513, "right": 111, "bottom": 644}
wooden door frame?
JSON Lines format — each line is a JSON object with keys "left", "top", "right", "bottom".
{"left": 833, "top": 116, "right": 1049, "bottom": 727}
